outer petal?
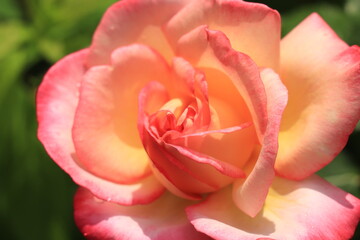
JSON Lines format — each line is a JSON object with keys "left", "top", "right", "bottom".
{"left": 277, "top": 13, "right": 360, "bottom": 180}
{"left": 165, "top": 0, "right": 280, "bottom": 69}
{"left": 37, "top": 49, "right": 164, "bottom": 205}
{"left": 232, "top": 68, "right": 288, "bottom": 217}
{"left": 73, "top": 44, "right": 170, "bottom": 184}
{"left": 187, "top": 175, "right": 360, "bottom": 240}
{"left": 75, "top": 188, "right": 212, "bottom": 240}
{"left": 87, "top": 0, "right": 190, "bottom": 66}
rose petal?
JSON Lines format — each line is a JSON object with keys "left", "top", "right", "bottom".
{"left": 87, "top": 0, "right": 191, "bottom": 66}
{"left": 138, "top": 57, "right": 248, "bottom": 196}
{"left": 73, "top": 44, "right": 171, "bottom": 184}
{"left": 165, "top": 0, "right": 280, "bottom": 69}
{"left": 138, "top": 82, "right": 213, "bottom": 199}
{"left": 166, "top": 142, "right": 246, "bottom": 177}
{"left": 169, "top": 57, "right": 255, "bottom": 181}
{"left": 187, "top": 175, "right": 360, "bottom": 240}
{"left": 72, "top": 66, "right": 150, "bottom": 183}
{"left": 166, "top": 124, "right": 253, "bottom": 187}
{"left": 176, "top": 25, "right": 267, "bottom": 143}
{"left": 37, "top": 49, "right": 164, "bottom": 205}
{"left": 277, "top": 13, "right": 360, "bottom": 180}
{"left": 174, "top": 122, "right": 256, "bottom": 178}
{"left": 179, "top": 124, "right": 252, "bottom": 138}
{"left": 150, "top": 163, "right": 204, "bottom": 201}
{"left": 170, "top": 57, "right": 208, "bottom": 99}
{"left": 142, "top": 120, "right": 219, "bottom": 197}
{"left": 142, "top": 106, "right": 250, "bottom": 196}
{"left": 137, "top": 81, "right": 170, "bottom": 140}
{"left": 75, "top": 188, "right": 212, "bottom": 240}
{"left": 232, "top": 68, "right": 288, "bottom": 217}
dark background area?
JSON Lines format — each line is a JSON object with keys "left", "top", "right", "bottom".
{"left": 0, "top": 0, "right": 359, "bottom": 239}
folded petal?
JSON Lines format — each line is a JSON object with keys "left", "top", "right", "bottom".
{"left": 75, "top": 188, "right": 211, "bottom": 240}
{"left": 142, "top": 111, "right": 250, "bottom": 197}
{"left": 73, "top": 44, "right": 171, "bottom": 184}
{"left": 37, "top": 49, "right": 164, "bottom": 205}
{"left": 172, "top": 122, "right": 255, "bottom": 175}
{"left": 87, "top": 0, "right": 190, "bottom": 66}
{"left": 232, "top": 68, "right": 288, "bottom": 217}
{"left": 187, "top": 175, "right": 360, "bottom": 240}
{"left": 166, "top": 142, "right": 246, "bottom": 179}
{"left": 142, "top": 120, "right": 218, "bottom": 197}
{"left": 277, "top": 13, "right": 360, "bottom": 180}
{"left": 137, "top": 81, "right": 170, "bottom": 140}
{"left": 165, "top": 0, "right": 280, "bottom": 69}
{"left": 176, "top": 25, "right": 267, "bottom": 143}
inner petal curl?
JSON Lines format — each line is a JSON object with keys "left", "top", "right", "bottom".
{"left": 137, "top": 57, "right": 256, "bottom": 197}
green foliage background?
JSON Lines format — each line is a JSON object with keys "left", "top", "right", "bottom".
{"left": 0, "top": 0, "right": 359, "bottom": 239}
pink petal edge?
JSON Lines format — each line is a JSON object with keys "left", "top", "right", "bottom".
{"left": 37, "top": 49, "right": 165, "bottom": 205}
{"left": 277, "top": 13, "right": 360, "bottom": 180}
{"left": 165, "top": 0, "right": 280, "bottom": 69}
{"left": 87, "top": 0, "right": 191, "bottom": 66}
{"left": 232, "top": 68, "right": 288, "bottom": 217}
{"left": 176, "top": 26, "right": 268, "bottom": 144}
{"left": 75, "top": 187, "right": 212, "bottom": 240}
{"left": 187, "top": 175, "right": 360, "bottom": 240}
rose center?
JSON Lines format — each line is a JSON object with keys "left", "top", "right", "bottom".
{"left": 148, "top": 97, "right": 200, "bottom": 140}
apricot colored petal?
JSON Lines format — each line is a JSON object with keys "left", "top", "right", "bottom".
{"left": 232, "top": 68, "right": 288, "bottom": 217}
{"left": 175, "top": 116, "right": 256, "bottom": 176}
{"left": 153, "top": 125, "right": 256, "bottom": 203}
{"left": 37, "top": 50, "right": 164, "bottom": 205}
{"left": 177, "top": 26, "right": 268, "bottom": 142}
{"left": 169, "top": 57, "right": 212, "bottom": 132}
{"left": 179, "top": 122, "right": 252, "bottom": 138}
{"left": 87, "top": 0, "right": 190, "bottom": 66}
{"left": 170, "top": 57, "right": 205, "bottom": 99}
{"left": 187, "top": 175, "right": 360, "bottom": 240}
{"left": 72, "top": 66, "right": 148, "bottom": 184}
{"left": 166, "top": 143, "right": 245, "bottom": 178}
{"left": 277, "top": 13, "right": 360, "bottom": 179}
{"left": 73, "top": 45, "right": 170, "bottom": 184}
{"left": 165, "top": 0, "right": 280, "bottom": 69}
{"left": 137, "top": 81, "right": 170, "bottom": 140}
{"left": 164, "top": 122, "right": 254, "bottom": 191}
{"left": 168, "top": 57, "right": 255, "bottom": 177}
{"left": 75, "top": 188, "right": 212, "bottom": 240}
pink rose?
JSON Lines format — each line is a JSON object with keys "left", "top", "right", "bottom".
{"left": 37, "top": 0, "right": 360, "bottom": 239}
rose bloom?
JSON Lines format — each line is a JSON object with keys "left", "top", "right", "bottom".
{"left": 37, "top": 0, "right": 360, "bottom": 239}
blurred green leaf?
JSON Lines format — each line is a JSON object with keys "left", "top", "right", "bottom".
{"left": 0, "top": 0, "right": 21, "bottom": 20}
{"left": 25, "top": 0, "right": 117, "bottom": 61}
{"left": 281, "top": 3, "right": 355, "bottom": 44}
{"left": 38, "top": 38, "right": 65, "bottom": 62}
{"left": 345, "top": 0, "right": 360, "bottom": 46}
{"left": 345, "top": 0, "right": 360, "bottom": 17}
{"left": 0, "top": 21, "right": 29, "bottom": 58}
{"left": 0, "top": 1, "right": 117, "bottom": 239}
{"left": 317, "top": 152, "right": 360, "bottom": 197}
{"left": 0, "top": 51, "right": 28, "bottom": 104}
{"left": 0, "top": 82, "right": 84, "bottom": 240}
